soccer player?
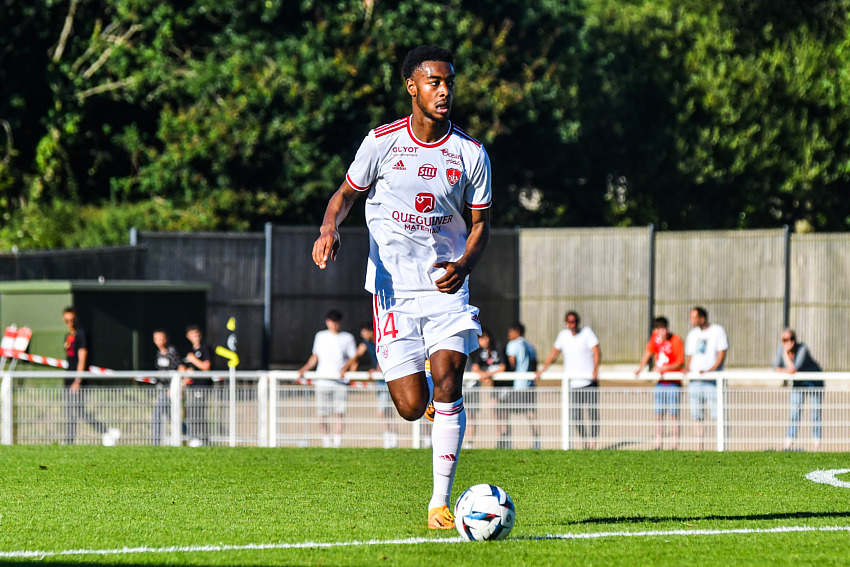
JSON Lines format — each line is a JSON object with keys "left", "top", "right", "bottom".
{"left": 311, "top": 45, "right": 491, "bottom": 529}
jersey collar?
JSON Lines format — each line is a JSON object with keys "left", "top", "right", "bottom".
{"left": 406, "top": 115, "right": 452, "bottom": 148}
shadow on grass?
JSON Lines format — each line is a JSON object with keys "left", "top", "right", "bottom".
{"left": 573, "top": 511, "right": 850, "bottom": 525}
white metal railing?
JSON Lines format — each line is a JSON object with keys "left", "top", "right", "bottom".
{"left": 1, "top": 370, "right": 847, "bottom": 451}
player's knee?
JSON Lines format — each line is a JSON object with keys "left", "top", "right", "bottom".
{"left": 395, "top": 398, "right": 426, "bottom": 421}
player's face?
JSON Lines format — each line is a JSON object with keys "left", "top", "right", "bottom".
{"left": 407, "top": 61, "right": 455, "bottom": 122}
{"left": 187, "top": 329, "right": 201, "bottom": 345}
{"left": 689, "top": 310, "right": 703, "bottom": 328}
{"left": 153, "top": 332, "right": 167, "bottom": 349}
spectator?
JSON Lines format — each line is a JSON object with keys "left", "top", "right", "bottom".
{"left": 469, "top": 329, "right": 507, "bottom": 448}
{"left": 183, "top": 324, "right": 212, "bottom": 447}
{"left": 684, "top": 306, "right": 728, "bottom": 451}
{"left": 502, "top": 323, "right": 540, "bottom": 450}
{"left": 774, "top": 328, "right": 823, "bottom": 451}
{"left": 297, "top": 310, "right": 357, "bottom": 448}
{"left": 62, "top": 306, "right": 120, "bottom": 446}
{"left": 151, "top": 329, "right": 187, "bottom": 446}
{"left": 635, "top": 317, "right": 685, "bottom": 450}
{"left": 345, "top": 323, "right": 398, "bottom": 449}
{"left": 536, "top": 311, "right": 601, "bottom": 449}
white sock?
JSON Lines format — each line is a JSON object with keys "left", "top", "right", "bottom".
{"left": 429, "top": 397, "right": 465, "bottom": 510}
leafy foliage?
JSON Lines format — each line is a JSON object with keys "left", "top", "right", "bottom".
{"left": 1, "top": 0, "right": 848, "bottom": 249}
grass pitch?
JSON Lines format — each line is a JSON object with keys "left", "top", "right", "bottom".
{"left": 0, "top": 446, "right": 848, "bottom": 566}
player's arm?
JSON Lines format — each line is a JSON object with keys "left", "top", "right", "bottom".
{"left": 706, "top": 349, "right": 726, "bottom": 373}
{"left": 70, "top": 346, "right": 88, "bottom": 392}
{"left": 535, "top": 347, "right": 561, "bottom": 379}
{"left": 591, "top": 344, "right": 601, "bottom": 380}
{"left": 297, "top": 354, "right": 319, "bottom": 378}
{"left": 635, "top": 348, "right": 653, "bottom": 376}
{"left": 185, "top": 352, "right": 211, "bottom": 371}
{"left": 435, "top": 208, "right": 490, "bottom": 294}
{"left": 313, "top": 180, "right": 363, "bottom": 269}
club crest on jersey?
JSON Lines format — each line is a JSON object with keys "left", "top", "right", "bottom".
{"left": 418, "top": 164, "right": 438, "bottom": 180}
{"left": 415, "top": 193, "right": 435, "bottom": 213}
{"left": 446, "top": 168, "right": 462, "bottom": 186}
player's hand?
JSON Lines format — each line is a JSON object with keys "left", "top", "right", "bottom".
{"left": 313, "top": 229, "right": 340, "bottom": 269}
{"left": 434, "top": 261, "right": 469, "bottom": 294}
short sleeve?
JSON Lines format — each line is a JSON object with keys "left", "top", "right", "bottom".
{"left": 75, "top": 329, "right": 89, "bottom": 351}
{"left": 345, "top": 132, "right": 380, "bottom": 191}
{"left": 464, "top": 147, "right": 492, "bottom": 210}
{"left": 716, "top": 326, "right": 729, "bottom": 351}
{"left": 584, "top": 328, "right": 600, "bottom": 348}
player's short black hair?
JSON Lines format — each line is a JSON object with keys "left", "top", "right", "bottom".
{"left": 326, "top": 309, "right": 343, "bottom": 323}
{"left": 401, "top": 45, "right": 454, "bottom": 80}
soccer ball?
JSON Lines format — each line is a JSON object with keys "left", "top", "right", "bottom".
{"left": 454, "top": 484, "right": 515, "bottom": 541}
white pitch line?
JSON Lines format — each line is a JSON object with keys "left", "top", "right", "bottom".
{"left": 1, "top": 526, "right": 849, "bottom": 559}
{"left": 805, "top": 469, "right": 850, "bottom": 489}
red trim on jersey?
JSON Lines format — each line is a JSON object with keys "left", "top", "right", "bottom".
{"left": 466, "top": 201, "right": 491, "bottom": 210}
{"left": 451, "top": 124, "right": 483, "bottom": 148}
{"left": 374, "top": 117, "right": 409, "bottom": 138}
{"left": 372, "top": 295, "right": 379, "bottom": 344}
{"left": 345, "top": 173, "right": 371, "bottom": 192}
{"left": 406, "top": 118, "right": 452, "bottom": 148}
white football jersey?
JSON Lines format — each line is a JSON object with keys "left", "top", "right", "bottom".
{"left": 346, "top": 116, "right": 492, "bottom": 298}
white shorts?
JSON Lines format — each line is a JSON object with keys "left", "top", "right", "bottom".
{"left": 315, "top": 381, "right": 347, "bottom": 417}
{"left": 373, "top": 292, "right": 481, "bottom": 382}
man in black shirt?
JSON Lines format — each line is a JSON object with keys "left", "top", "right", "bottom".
{"left": 183, "top": 325, "right": 212, "bottom": 447}
{"left": 62, "top": 306, "right": 120, "bottom": 445}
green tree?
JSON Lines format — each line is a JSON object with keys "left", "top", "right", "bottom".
{"left": 1, "top": 0, "right": 849, "bottom": 250}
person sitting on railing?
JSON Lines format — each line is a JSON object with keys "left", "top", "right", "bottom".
{"left": 774, "top": 328, "right": 823, "bottom": 452}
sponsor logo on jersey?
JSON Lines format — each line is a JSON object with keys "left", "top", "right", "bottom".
{"left": 415, "top": 193, "right": 435, "bottom": 213}
{"left": 391, "top": 209, "right": 454, "bottom": 234}
{"left": 418, "top": 164, "right": 438, "bottom": 180}
{"left": 379, "top": 345, "right": 388, "bottom": 359}
{"left": 392, "top": 160, "right": 406, "bottom": 171}
{"left": 471, "top": 313, "right": 480, "bottom": 324}
{"left": 446, "top": 168, "right": 462, "bottom": 186}
{"left": 392, "top": 146, "right": 418, "bottom": 156}
{"left": 441, "top": 149, "right": 463, "bottom": 161}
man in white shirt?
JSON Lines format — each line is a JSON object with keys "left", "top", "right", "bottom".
{"left": 310, "top": 45, "right": 491, "bottom": 529}
{"left": 536, "top": 311, "right": 602, "bottom": 449}
{"left": 297, "top": 310, "right": 357, "bottom": 448}
{"left": 684, "top": 306, "right": 728, "bottom": 450}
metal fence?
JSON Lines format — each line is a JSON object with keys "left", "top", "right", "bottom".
{"left": 5, "top": 225, "right": 850, "bottom": 370}
{"left": 3, "top": 370, "right": 848, "bottom": 452}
